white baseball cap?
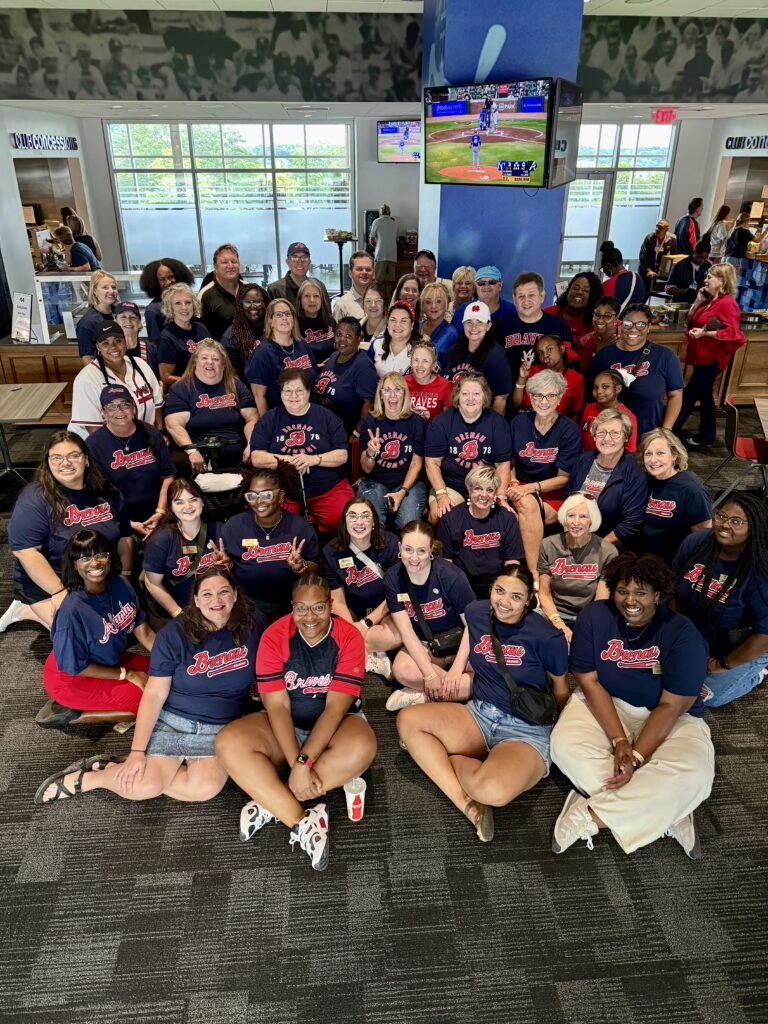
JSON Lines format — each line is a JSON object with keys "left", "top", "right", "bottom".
{"left": 462, "top": 300, "right": 491, "bottom": 324}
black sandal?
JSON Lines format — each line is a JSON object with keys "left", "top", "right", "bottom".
{"left": 33, "top": 753, "right": 121, "bottom": 806}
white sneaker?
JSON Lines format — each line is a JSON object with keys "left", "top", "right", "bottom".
{"left": 289, "top": 803, "right": 330, "bottom": 871}
{"left": 0, "top": 599, "right": 25, "bottom": 634}
{"left": 239, "top": 800, "right": 275, "bottom": 842}
{"left": 385, "top": 688, "right": 426, "bottom": 712}
{"left": 365, "top": 651, "right": 393, "bottom": 680}
{"left": 552, "top": 790, "right": 599, "bottom": 854}
{"left": 665, "top": 813, "right": 701, "bottom": 860}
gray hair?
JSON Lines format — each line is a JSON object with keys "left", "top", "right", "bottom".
{"left": 526, "top": 368, "right": 567, "bottom": 398}
{"left": 558, "top": 492, "right": 603, "bottom": 533}
{"left": 465, "top": 464, "right": 500, "bottom": 492}
{"left": 590, "top": 407, "right": 633, "bottom": 442}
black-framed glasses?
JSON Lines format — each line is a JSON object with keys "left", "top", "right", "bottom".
{"left": 621, "top": 320, "right": 650, "bottom": 331}
{"left": 75, "top": 552, "right": 110, "bottom": 566}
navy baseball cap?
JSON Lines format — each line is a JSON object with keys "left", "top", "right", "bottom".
{"left": 113, "top": 301, "right": 142, "bottom": 318}
{"left": 94, "top": 321, "right": 125, "bottom": 345}
{"left": 287, "top": 241, "right": 310, "bottom": 257}
{"left": 99, "top": 384, "right": 134, "bottom": 408}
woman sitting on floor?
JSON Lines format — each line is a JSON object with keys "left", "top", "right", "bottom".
{"left": 537, "top": 492, "right": 617, "bottom": 649}
{"left": 35, "top": 566, "right": 266, "bottom": 807}
{"left": 41, "top": 530, "right": 155, "bottom": 722}
{"left": 215, "top": 575, "right": 377, "bottom": 873}
{"left": 550, "top": 552, "right": 714, "bottom": 860}
{"left": 397, "top": 565, "right": 569, "bottom": 842}
{"left": 383, "top": 520, "right": 476, "bottom": 712}
{"left": 672, "top": 492, "right": 768, "bottom": 708}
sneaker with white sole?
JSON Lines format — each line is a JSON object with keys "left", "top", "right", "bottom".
{"left": 239, "top": 800, "right": 275, "bottom": 842}
{"left": 385, "top": 688, "right": 426, "bottom": 712}
{"left": 665, "top": 813, "right": 701, "bottom": 860}
{"left": 0, "top": 599, "right": 25, "bottom": 634}
{"left": 289, "top": 803, "right": 329, "bottom": 871}
{"left": 552, "top": 790, "right": 599, "bottom": 854}
{"left": 365, "top": 651, "right": 393, "bottom": 680}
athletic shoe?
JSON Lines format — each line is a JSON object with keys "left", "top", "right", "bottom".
{"left": 385, "top": 688, "right": 426, "bottom": 712}
{"left": 239, "top": 800, "right": 275, "bottom": 842}
{"left": 0, "top": 599, "right": 25, "bottom": 633}
{"left": 289, "top": 803, "right": 329, "bottom": 871}
{"left": 552, "top": 790, "right": 599, "bottom": 854}
{"left": 687, "top": 437, "right": 714, "bottom": 449}
{"left": 365, "top": 651, "right": 393, "bottom": 680}
{"left": 665, "top": 813, "right": 701, "bottom": 860}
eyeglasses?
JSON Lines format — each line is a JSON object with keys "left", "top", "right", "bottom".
{"left": 49, "top": 451, "right": 85, "bottom": 464}
{"left": 282, "top": 388, "right": 308, "bottom": 397}
{"left": 622, "top": 320, "right": 650, "bottom": 331}
{"left": 381, "top": 386, "right": 405, "bottom": 395}
{"left": 104, "top": 401, "right": 134, "bottom": 413}
{"left": 293, "top": 601, "right": 329, "bottom": 615}
{"left": 242, "top": 299, "right": 263, "bottom": 307}
{"left": 714, "top": 511, "right": 748, "bottom": 528}
{"left": 592, "top": 312, "right": 615, "bottom": 321}
{"left": 594, "top": 430, "right": 623, "bottom": 440}
{"left": 75, "top": 552, "right": 110, "bottom": 566}
{"left": 476, "top": 280, "right": 498, "bottom": 287}
{"left": 273, "top": 310, "right": 293, "bottom": 319}
{"left": 245, "top": 490, "right": 275, "bottom": 503}
{"left": 530, "top": 393, "right": 559, "bottom": 403}
{"left": 346, "top": 511, "right": 373, "bottom": 522}
{"left": 288, "top": 255, "right": 310, "bottom": 263}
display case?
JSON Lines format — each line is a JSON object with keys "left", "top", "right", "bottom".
{"left": 32, "top": 271, "right": 147, "bottom": 345}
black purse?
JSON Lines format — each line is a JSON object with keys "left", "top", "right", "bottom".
{"left": 488, "top": 615, "right": 556, "bottom": 726}
{"left": 401, "top": 568, "right": 464, "bottom": 658}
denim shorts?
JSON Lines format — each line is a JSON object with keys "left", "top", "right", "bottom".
{"left": 145, "top": 707, "right": 225, "bottom": 759}
{"left": 293, "top": 710, "right": 367, "bottom": 749}
{"left": 465, "top": 698, "right": 552, "bottom": 774}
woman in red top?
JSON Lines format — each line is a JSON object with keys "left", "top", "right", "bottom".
{"left": 406, "top": 339, "right": 453, "bottom": 422}
{"left": 580, "top": 368, "right": 638, "bottom": 453}
{"left": 673, "top": 263, "right": 744, "bottom": 449}
{"left": 544, "top": 272, "right": 602, "bottom": 346}
{"left": 513, "top": 334, "right": 584, "bottom": 419}
{"left": 571, "top": 296, "right": 620, "bottom": 373}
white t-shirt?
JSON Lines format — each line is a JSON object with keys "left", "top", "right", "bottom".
{"left": 370, "top": 337, "right": 412, "bottom": 379}
{"left": 369, "top": 216, "right": 398, "bottom": 262}
{"left": 69, "top": 357, "right": 163, "bottom": 438}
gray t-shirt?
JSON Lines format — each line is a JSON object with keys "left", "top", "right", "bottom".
{"left": 369, "top": 215, "right": 398, "bottom": 262}
{"left": 538, "top": 533, "right": 618, "bottom": 617}
{"left": 583, "top": 459, "right": 614, "bottom": 495}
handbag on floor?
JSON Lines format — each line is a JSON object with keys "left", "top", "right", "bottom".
{"left": 488, "top": 615, "right": 556, "bottom": 726}
{"left": 400, "top": 568, "right": 464, "bottom": 657}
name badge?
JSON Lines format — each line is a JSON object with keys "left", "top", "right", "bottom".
{"left": 339, "top": 557, "right": 354, "bottom": 569}
{"left": 242, "top": 539, "right": 260, "bottom": 547}
{"left": 652, "top": 662, "right": 663, "bottom": 675}
{"left": 397, "top": 593, "right": 410, "bottom": 603}
{"left": 182, "top": 546, "right": 198, "bottom": 554}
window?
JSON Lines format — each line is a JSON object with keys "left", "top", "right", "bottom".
{"left": 107, "top": 121, "right": 353, "bottom": 291}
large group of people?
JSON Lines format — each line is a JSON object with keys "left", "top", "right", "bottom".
{"left": 4, "top": 237, "right": 765, "bottom": 874}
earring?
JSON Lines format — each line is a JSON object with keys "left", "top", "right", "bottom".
{"left": 655, "top": 596, "right": 659, "bottom": 604}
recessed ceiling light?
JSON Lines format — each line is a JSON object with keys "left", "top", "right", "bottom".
{"left": 110, "top": 104, "right": 123, "bottom": 109}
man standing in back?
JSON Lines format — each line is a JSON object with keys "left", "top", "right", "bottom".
{"left": 199, "top": 243, "right": 244, "bottom": 340}
{"left": 369, "top": 205, "right": 398, "bottom": 303}
{"left": 332, "top": 250, "right": 374, "bottom": 321}
{"left": 268, "top": 241, "right": 329, "bottom": 311}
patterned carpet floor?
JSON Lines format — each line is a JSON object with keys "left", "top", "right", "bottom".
{"left": 1, "top": 419, "right": 767, "bottom": 1024}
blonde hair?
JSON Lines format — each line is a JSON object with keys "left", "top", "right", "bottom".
{"left": 638, "top": 427, "right": 689, "bottom": 472}
{"left": 410, "top": 338, "right": 439, "bottom": 366}
{"left": 372, "top": 372, "right": 413, "bottom": 419}
{"left": 706, "top": 262, "right": 737, "bottom": 296}
{"left": 264, "top": 298, "right": 300, "bottom": 341}
{"left": 87, "top": 270, "right": 118, "bottom": 308}
{"left": 465, "top": 464, "right": 500, "bottom": 492}
{"left": 420, "top": 281, "right": 451, "bottom": 316}
{"left": 452, "top": 372, "right": 492, "bottom": 410}
{"left": 452, "top": 265, "right": 477, "bottom": 288}
{"left": 162, "top": 282, "right": 202, "bottom": 321}
{"left": 179, "top": 339, "right": 239, "bottom": 401}
{"left": 558, "top": 492, "right": 603, "bottom": 532}
{"left": 591, "top": 407, "right": 633, "bottom": 442}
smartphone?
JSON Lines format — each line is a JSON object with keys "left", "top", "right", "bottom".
{"left": 385, "top": 496, "right": 395, "bottom": 511}
{"left": 700, "top": 288, "right": 712, "bottom": 300}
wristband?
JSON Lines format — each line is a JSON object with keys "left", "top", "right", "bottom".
{"left": 131, "top": 748, "right": 146, "bottom": 754}
{"left": 155, "top": 507, "right": 166, "bottom": 516}
{"left": 423, "top": 671, "right": 438, "bottom": 682}
{"left": 399, "top": 486, "right": 410, "bottom": 495}
{"left": 632, "top": 749, "right": 645, "bottom": 767}
{"left": 173, "top": 608, "right": 183, "bottom": 618}
{"left": 352, "top": 430, "right": 360, "bottom": 439}
{"left": 611, "top": 735, "right": 629, "bottom": 750}
{"left": 515, "top": 382, "right": 525, "bottom": 389}
{"left": 435, "top": 488, "right": 448, "bottom": 497}
{"left": 536, "top": 481, "right": 542, "bottom": 494}
{"left": 549, "top": 613, "right": 563, "bottom": 623}
{"left": 295, "top": 752, "right": 314, "bottom": 769}
{"left": 119, "top": 666, "right": 127, "bottom": 681}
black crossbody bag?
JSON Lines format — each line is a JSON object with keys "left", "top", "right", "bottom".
{"left": 400, "top": 567, "right": 464, "bottom": 657}
{"left": 488, "top": 615, "right": 556, "bottom": 726}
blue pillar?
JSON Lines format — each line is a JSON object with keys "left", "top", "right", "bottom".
{"left": 420, "top": 0, "right": 584, "bottom": 294}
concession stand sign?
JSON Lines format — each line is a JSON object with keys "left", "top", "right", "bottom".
{"left": 724, "top": 135, "right": 768, "bottom": 155}
{"left": 11, "top": 133, "right": 79, "bottom": 152}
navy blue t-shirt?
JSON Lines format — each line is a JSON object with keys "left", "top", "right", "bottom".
{"left": 586, "top": 342, "right": 684, "bottom": 437}
{"left": 221, "top": 509, "right": 320, "bottom": 608}
{"left": 673, "top": 530, "right": 768, "bottom": 657}
{"left": 315, "top": 351, "right": 378, "bottom": 436}
{"left": 510, "top": 410, "right": 582, "bottom": 484}
{"left": 322, "top": 532, "right": 400, "bottom": 619}
{"left": 495, "top": 309, "right": 572, "bottom": 379}
{"left": 384, "top": 557, "right": 475, "bottom": 639}
{"left": 149, "top": 615, "right": 267, "bottom": 724}
{"left": 465, "top": 599, "right": 568, "bottom": 717}
{"left": 143, "top": 297, "right": 165, "bottom": 340}
{"left": 299, "top": 316, "right": 337, "bottom": 363}
{"left": 157, "top": 320, "right": 210, "bottom": 376}
{"left": 164, "top": 377, "right": 255, "bottom": 445}
{"left": 249, "top": 404, "right": 348, "bottom": 498}
{"left": 76, "top": 306, "right": 112, "bottom": 359}
{"left": 359, "top": 412, "right": 426, "bottom": 490}
{"left": 425, "top": 408, "right": 512, "bottom": 494}
{"left": 437, "top": 504, "right": 523, "bottom": 587}
{"left": 70, "top": 240, "right": 100, "bottom": 270}
{"left": 86, "top": 425, "right": 175, "bottom": 512}
{"left": 569, "top": 600, "right": 706, "bottom": 716}
{"left": 143, "top": 521, "right": 223, "bottom": 609}
{"left": 440, "top": 342, "right": 513, "bottom": 399}
{"left": 51, "top": 577, "right": 145, "bottom": 675}
{"left": 244, "top": 339, "right": 318, "bottom": 409}
{"left": 9, "top": 483, "right": 130, "bottom": 588}
{"left": 641, "top": 471, "right": 712, "bottom": 565}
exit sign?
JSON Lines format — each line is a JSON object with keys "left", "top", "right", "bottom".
{"left": 652, "top": 108, "right": 677, "bottom": 125}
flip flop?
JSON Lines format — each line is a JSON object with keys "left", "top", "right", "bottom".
{"left": 33, "top": 753, "right": 124, "bottom": 806}
{"left": 464, "top": 799, "right": 495, "bottom": 843}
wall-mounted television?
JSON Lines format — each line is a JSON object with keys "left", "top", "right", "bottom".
{"left": 377, "top": 119, "right": 422, "bottom": 164}
{"left": 547, "top": 78, "right": 583, "bottom": 189}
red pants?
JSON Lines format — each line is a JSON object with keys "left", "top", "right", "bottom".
{"left": 284, "top": 478, "right": 356, "bottom": 534}
{"left": 43, "top": 651, "right": 150, "bottom": 714}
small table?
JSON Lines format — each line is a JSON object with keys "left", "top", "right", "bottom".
{"left": 755, "top": 398, "right": 768, "bottom": 438}
{"left": 0, "top": 381, "right": 67, "bottom": 483}
{"left": 326, "top": 236, "right": 357, "bottom": 297}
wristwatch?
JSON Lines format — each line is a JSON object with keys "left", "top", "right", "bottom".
{"left": 295, "top": 752, "right": 314, "bottom": 768}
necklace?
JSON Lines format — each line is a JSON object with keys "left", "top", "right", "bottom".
{"left": 277, "top": 337, "right": 295, "bottom": 358}
{"left": 619, "top": 613, "right": 655, "bottom": 645}
{"left": 254, "top": 511, "right": 283, "bottom": 542}
{"left": 108, "top": 427, "right": 134, "bottom": 453}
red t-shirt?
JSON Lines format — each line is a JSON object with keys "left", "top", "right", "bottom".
{"left": 523, "top": 365, "right": 585, "bottom": 416}
{"left": 685, "top": 294, "right": 745, "bottom": 371}
{"left": 407, "top": 374, "right": 453, "bottom": 422}
{"left": 543, "top": 304, "right": 588, "bottom": 343}
{"left": 580, "top": 401, "right": 638, "bottom": 452}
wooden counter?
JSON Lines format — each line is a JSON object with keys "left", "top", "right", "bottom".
{"left": 0, "top": 339, "right": 80, "bottom": 424}
{"left": 650, "top": 326, "right": 768, "bottom": 406}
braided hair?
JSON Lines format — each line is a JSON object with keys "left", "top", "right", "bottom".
{"left": 676, "top": 492, "right": 768, "bottom": 620}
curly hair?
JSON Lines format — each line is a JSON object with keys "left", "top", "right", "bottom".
{"left": 161, "top": 282, "right": 202, "bottom": 322}
{"left": 138, "top": 258, "right": 194, "bottom": 300}
{"left": 182, "top": 566, "right": 252, "bottom": 647}
{"left": 602, "top": 552, "right": 675, "bottom": 602}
